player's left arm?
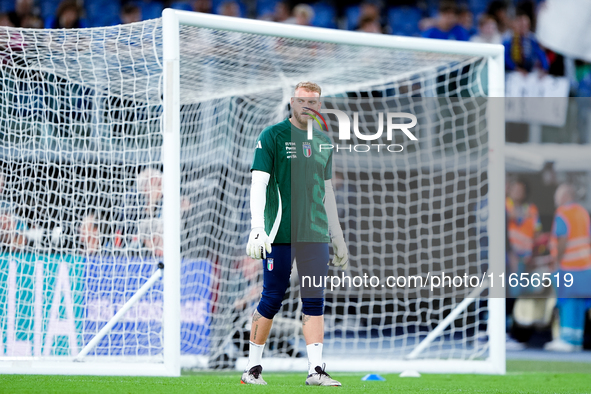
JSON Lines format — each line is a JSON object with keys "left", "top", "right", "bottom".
{"left": 323, "top": 148, "right": 348, "bottom": 269}
{"left": 324, "top": 179, "right": 349, "bottom": 270}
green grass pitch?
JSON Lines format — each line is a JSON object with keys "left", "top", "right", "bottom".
{"left": 1, "top": 360, "right": 590, "bottom": 393}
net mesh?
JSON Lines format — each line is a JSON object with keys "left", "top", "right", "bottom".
{"left": 0, "top": 18, "right": 491, "bottom": 368}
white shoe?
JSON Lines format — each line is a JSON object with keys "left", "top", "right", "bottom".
{"left": 305, "top": 364, "right": 342, "bottom": 386}
{"left": 241, "top": 365, "right": 267, "bottom": 385}
{"left": 544, "top": 339, "right": 581, "bottom": 352}
{"left": 505, "top": 336, "right": 525, "bottom": 351}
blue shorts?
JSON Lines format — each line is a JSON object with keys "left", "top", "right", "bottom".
{"left": 257, "top": 243, "right": 329, "bottom": 318}
{"left": 263, "top": 242, "right": 329, "bottom": 298}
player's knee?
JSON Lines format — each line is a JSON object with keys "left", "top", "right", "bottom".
{"left": 301, "top": 297, "right": 324, "bottom": 316}
{"left": 257, "top": 293, "right": 283, "bottom": 319}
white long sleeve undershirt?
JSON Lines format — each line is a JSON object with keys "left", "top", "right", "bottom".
{"left": 250, "top": 170, "right": 270, "bottom": 229}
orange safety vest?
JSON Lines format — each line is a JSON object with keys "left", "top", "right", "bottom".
{"left": 506, "top": 197, "right": 539, "bottom": 257}
{"left": 550, "top": 203, "right": 591, "bottom": 270}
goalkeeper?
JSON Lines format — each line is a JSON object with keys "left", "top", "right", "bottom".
{"left": 241, "top": 81, "right": 348, "bottom": 386}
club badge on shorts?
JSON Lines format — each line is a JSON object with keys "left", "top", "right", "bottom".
{"left": 267, "top": 258, "right": 274, "bottom": 271}
{"left": 302, "top": 142, "right": 312, "bottom": 158}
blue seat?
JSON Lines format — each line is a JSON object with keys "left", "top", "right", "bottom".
{"left": 311, "top": 2, "right": 336, "bottom": 29}
{"left": 257, "top": 0, "right": 277, "bottom": 18}
{"left": 388, "top": 6, "right": 422, "bottom": 37}
{"left": 468, "top": 0, "right": 487, "bottom": 17}
{"left": 170, "top": 2, "right": 193, "bottom": 12}
{"left": 39, "top": 0, "right": 62, "bottom": 21}
{"left": 85, "top": 0, "right": 119, "bottom": 26}
{"left": 426, "top": 1, "right": 438, "bottom": 18}
{"left": 0, "top": 0, "right": 13, "bottom": 13}
{"left": 141, "top": 1, "right": 164, "bottom": 20}
{"left": 345, "top": 5, "right": 360, "bottom": 30}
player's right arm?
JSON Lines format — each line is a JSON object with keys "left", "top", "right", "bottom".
{"left": 246, "top": 128, "right": 274, "bottom": 259}
{"left": 246, "top": 170, "right": 272, "bottom": 259}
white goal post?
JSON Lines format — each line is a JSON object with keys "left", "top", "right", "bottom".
{"left": 161, "top": 10, "right": 506, "bottom": 375}
{"left": 0, "top": 9, "right": 505, "bottom": 376}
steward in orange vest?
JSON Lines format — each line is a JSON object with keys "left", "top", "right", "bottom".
{"left": 550, "top": 185, "right": 591, "bottom": 271}
{"left": 544, "top": 184, "right": 591, "bottom": 352}
{"left": 506, "top": 180, "right": 541, "bottom": 260}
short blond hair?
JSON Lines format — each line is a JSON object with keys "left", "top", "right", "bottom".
{"left": 294, "top": 81, "right": 321, "bottom": 96}
{"left": 293, "top": 4, "right": 315, "bottom": 21}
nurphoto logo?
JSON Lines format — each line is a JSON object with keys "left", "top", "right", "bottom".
{"left": 303, "top": 107, "right": 418, "bottom": 153}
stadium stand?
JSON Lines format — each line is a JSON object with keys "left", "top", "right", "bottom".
{"left": 170, "top": 1, "right": 193, "bottom": 12}
{"left": 310, "top": 2, "right": 336, "bottom": 29}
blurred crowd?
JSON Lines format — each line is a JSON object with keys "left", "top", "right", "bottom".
{"left": 0, "top": 165, "right": 193, "bottom": 259}
{"left": 1, "top": 0, "right": 591, "bottom": 100}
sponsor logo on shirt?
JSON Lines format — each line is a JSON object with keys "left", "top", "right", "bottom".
{"left": 286, "top": 142, "right": 297, "bottom": 159}
{"left": 256, "top": 141, "right": 262, "bottom": 149}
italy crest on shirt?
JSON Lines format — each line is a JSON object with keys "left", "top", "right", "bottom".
{"left": 302, "top": 142, "right": 312, "bottom": 158}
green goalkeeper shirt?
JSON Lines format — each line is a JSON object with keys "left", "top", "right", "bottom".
{"left": 251, "top": 118, "right": 333, "bottom": 244}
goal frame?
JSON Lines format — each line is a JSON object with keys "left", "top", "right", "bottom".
{"left": 162, "top": 9, "right": 505, "bottom": 375}
{"left": 0, "top": 9, "right": 505, "bottom": 376}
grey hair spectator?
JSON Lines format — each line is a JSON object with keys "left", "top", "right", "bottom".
{"left": 287, "top": 4, "right": 314, "bottom": 26}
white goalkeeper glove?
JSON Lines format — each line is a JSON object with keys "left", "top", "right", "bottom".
{"left": 331, "top": 235, "right": 349, "bottom": 270}
{"left": 246, "top": 227, "right": 272, "bottom": 259}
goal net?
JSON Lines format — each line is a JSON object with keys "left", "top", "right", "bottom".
{"left": 0, "top": 11, "right": 505, "bottom": 375}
